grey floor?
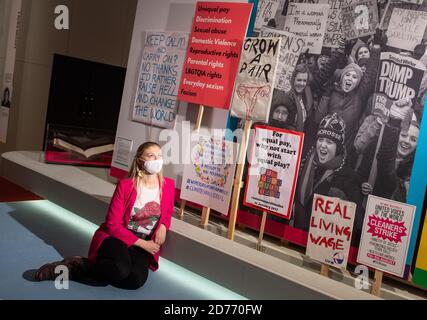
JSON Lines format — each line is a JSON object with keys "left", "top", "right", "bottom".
{"left": 0, "top": 200, "right": 246, "bottom": 300}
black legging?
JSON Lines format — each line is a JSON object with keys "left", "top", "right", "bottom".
{"left": 93, "top": 237, "right": 150, "bottom": 290}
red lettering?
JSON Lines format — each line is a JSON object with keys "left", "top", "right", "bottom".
{"left": 315, "top": 196, "right": 325, "bottom": 213}
{"left": 310, "top": 216, "right": 318, "bottom": 228}
{"left": 325, "top": 200, "right": 333, "bottom": 214}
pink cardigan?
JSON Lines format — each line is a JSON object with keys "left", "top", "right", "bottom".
{"left": 87, "top": 177, "right": 175, "bottom": 271}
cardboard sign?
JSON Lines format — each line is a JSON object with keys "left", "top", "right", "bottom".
{"left": 342, "top": 0, "right": 379, "bottom": 40}
{"left": 373, "top": 52, "right": 426, "bottom": 117}
{"left": 283, "top": 3, "right": 329, "bottom": 54}
{"left": 320, "top": 0, "right": 345, "bottom": 48}
{"left": 306, "top": 194, "right": 356, "bottom": 269}
{"left": 357, "top": 195, "right": 416, "bottom": 278}
{"left": 180, "top": 134, "right": 238, "bottom": 215}
{"left": 177, "top": 1, "right": 253, "bottom": 109}
{"left": 259, "top": 27, "right": 305, "bottom": 93}
{"left": 254, "top": 0, "right": 281, "bottom": 32}
{"left": 230, "top": 37, "right": 281, "bottom": 122}
{"left": 132, "top": 31, "right": 188, "bottom": 129}
{"left": 386, "top": 8, "right": 427, "bottom": 51}
{"left": 243, "top": 124, "right": 303, "bottom": 219}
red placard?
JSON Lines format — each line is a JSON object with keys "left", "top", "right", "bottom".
{"left": 177, "top": 1, "right": 253, "bottom": 109}
{"left": 243, "top": 124, "right": 304, "bottom": 219}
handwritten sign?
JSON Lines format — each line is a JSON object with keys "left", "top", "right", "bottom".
{"left": 180, "top": 134, "right": 238, "bottom": 215}
{"left": 132, "top": 31, "right": 188, "bottom": 129}
{"left": 259, "top": 27, "right": 305, "bottom": 93}
{"left": 386, "top": 8, "right": 427, "bottom": 51}
{"left": 177, "top": 2, "right": 253, "bottom": 109}
{"left": 243, "top": 125, "right": 303, "bottom": 219}
{"left": 306, "top": 194, "right": 356, "bottom": 269}
{"left": 321, "top": 0, "right": 345, "bottom": 48}
{"left": 284, "top": 3, "right": 329, "bottom": 54}
{"left": 357, "top": 195, "right": 416, "bottom": 278}
{"left": 342, "top": 0, "right": 379, "bottom": 40}
{"left": 230, "top": 37, "right": 281, "bottom": 122}
{"left": 254, "top": 0, "right": 281, "bottom": 32}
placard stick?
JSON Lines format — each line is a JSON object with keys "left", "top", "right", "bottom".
{"left": 320, "top": 264, "right": 329, "bottom": 277}
{"left": 200, "top": 207, "right": 211, "bottom": 229}
{"left": 256, "top": 211, "right": 268, "bottom": 251}
{"left": 371, "top": 270, "right": 383, "bottom": 297}
{"left": 179, "top": 105, "right": 205, "bottom": 220}
{"left": 227, "top": 119, "right": 253, "bottom": 240}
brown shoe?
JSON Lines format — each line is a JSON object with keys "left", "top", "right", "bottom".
{"left": 35, "top": 256, "right": 87, "bottom": 281}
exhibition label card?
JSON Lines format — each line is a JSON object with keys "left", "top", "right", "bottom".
{"left": 177, "top": 1, "right": 253, "bottom": 109}
{"left": 357, "top": 195, "right": 416, "bottom": 278}
{"left": 230, "top": 37, "right": 281, "bottom": 122}
{"left": 306, "top": 194, "right": 356, "bottom": 269}
{"left": 132, "top": 31, "right": 189, "bottom": 129}
{"left": 243, "top": 125, "right": 303, "bottom": 219}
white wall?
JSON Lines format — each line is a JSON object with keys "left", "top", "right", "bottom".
{"left": 113, "top": 0, "right": 247, "bottom": 186}
{"left": 0, "top": 0, "right": 137, "bottom": 154}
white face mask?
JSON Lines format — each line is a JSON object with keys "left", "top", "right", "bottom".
{"left": 143, "top": 159, "right": 163, "bottom": 175}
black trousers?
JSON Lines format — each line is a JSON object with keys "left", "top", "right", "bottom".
{"left": 93, "top": 237, "right": 150, "bottom": 290}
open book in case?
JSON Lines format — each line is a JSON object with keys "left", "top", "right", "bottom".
{"left": 44, "top": 124, "right": 115, "bottom": 167}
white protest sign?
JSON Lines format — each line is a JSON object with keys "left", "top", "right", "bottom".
{"left": 320, "top": 0, "right": 345, "bottom": 48}
{"left": 230, "top": 37, "right": 281, "bottom": 122}
{"left": 259, "top": 27, "right": 305, "bottom": 92}
{"left": 132, "top": 31, "right": 188, "bottom": 129}
{"left": 341, "top": 0, "right": 379, "bottom": 40}
{"left": 357, "top": 195, "right": 416, "bottom": 278}
{"left": 284, "top": 3, "right": 329, "bottom": 54}
{"left": 254, "top": 0, "right": 281, "bottom": 32}
{"left": 243, "top": 125, "right": 304, "bottom": 219}
{"left": 306, "top": 194, "right": 356, "bottom": 269}
{"left": 386, "top": 8, "right": 427, "bottom": 51}
{"left": 180, "top": 135, "right": 238, "bottom": 215}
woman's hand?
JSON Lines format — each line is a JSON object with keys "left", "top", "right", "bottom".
{"left": 361, "top": 182, "right": 373, "bottom": 196}
{"left": 154, "top": 224, "right": 167, "bottom": 246}
{"left": 136, "top": 239, "right": 160, "bottom": 255}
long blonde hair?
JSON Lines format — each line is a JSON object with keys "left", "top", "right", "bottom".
{"left": 128, "top": 142, "right": 164, "bottom": 198}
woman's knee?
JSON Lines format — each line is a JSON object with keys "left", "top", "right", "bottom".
{"left": 95, "top": 259, "right": 132, "bottom": 283}
{"left": 111, "top": 260, "right": 132, "bottom": 282}
{"left": 118, "top": 270, "right": 149, "bottom": 290}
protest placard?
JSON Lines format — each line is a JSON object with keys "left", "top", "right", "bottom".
{"left": 283, "top": 3, "right": 329, "bottom": 54}
{"left": 259, "top": 27, "right": 305, "bottom": 92}
{"left": 254, "top": 0, "right": 281, "bottom": 32}
{"left": 177, "top": 1, "right": 253, "bottom": 109}
{"left": 306, "top": 194, "right": 356, "bottom": 269}
{"left": 386, "top": 8, "right": 427, "bottom": 51}
{"left": 132, "top": 31, "right": 188, "bottom": 129}
{"left": 357, "top": 195, "right": 416, "bottom": 278}
{"left": 230, "top": 37, "right": 281, "bottom": 122}
{"left": 341, "top": 0, "right": 379, "bottom": 40}
{"left": 372, "top": 52, "right": 426, "bottom": 116}
{"left": 180, "top": 134, "right": 238, "bottom": 215}
{"left": 243, "top": 125, "right": 303, "bottom": 219}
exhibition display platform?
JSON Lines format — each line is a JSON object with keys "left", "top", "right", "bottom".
{"left": 0, "top": 200, "right": 245, "bottom": 300}
{"left": 2, "top": 151, "right": 424, "bottom": 300}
